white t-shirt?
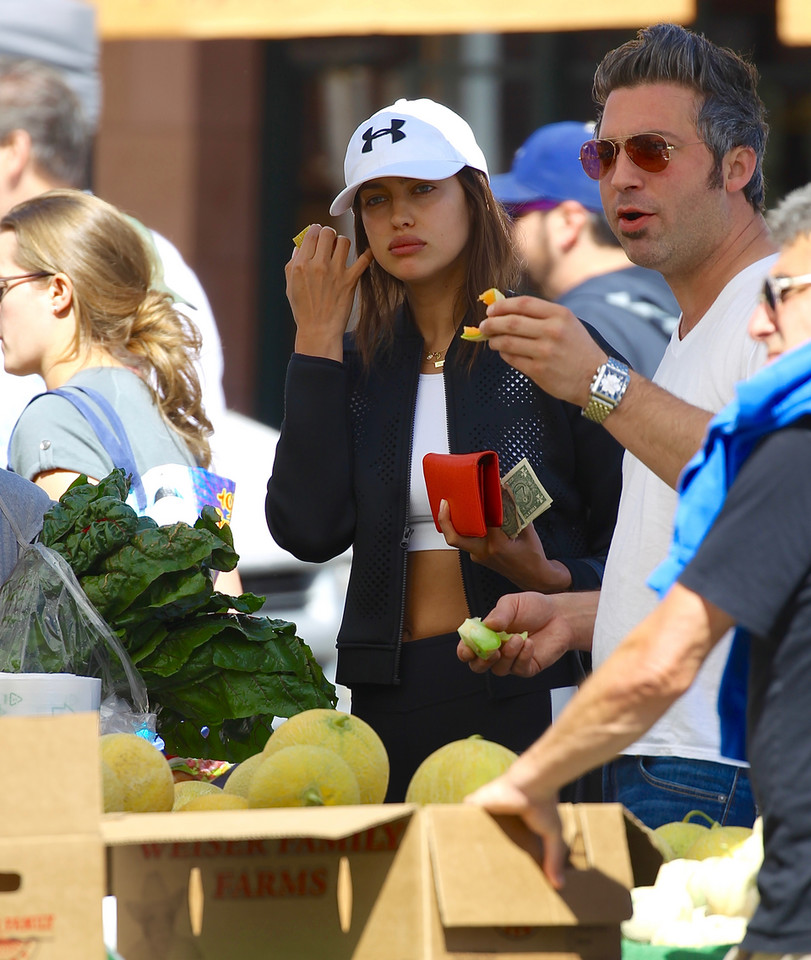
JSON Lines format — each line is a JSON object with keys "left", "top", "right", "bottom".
{"left": 592, "top": 255, "right": 777, "bottom": 764}
{"left": 0, "top": 229, "right": 227, "bottom": 469}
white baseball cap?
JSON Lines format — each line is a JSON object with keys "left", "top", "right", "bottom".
{"left": 329, "top": 98, "right": 489, "bottom": 217}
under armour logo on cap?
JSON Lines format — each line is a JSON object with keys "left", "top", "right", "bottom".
{"left": 329, "top": 98, "right": 489, "bottom": 216}
{"left": 361, "top": 119, "right": 406, "bottom": 153}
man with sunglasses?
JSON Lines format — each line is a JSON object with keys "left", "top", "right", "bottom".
{"left": 468, "top": 181, "right": 811, "bottom": 960}
{"left": 460, "top": 22, "right": 778, "bottom": 830}
{"left": 492, "top": 121, "right": 678, "bottom": 379}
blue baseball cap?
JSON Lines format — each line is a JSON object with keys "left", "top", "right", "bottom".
{"left": 491, "top": 121, "right": 603, "bottom": 213}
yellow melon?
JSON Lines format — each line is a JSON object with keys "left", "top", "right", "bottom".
{"left": 263, "top": 709, "right": 388, "bottom": 804}
{"left": 249, "top": 745, "right": 360, "bottom": 807}
{"left": 222, "top": 752, "right": 267, "bottom": 800}
{"left": 181, "top": 792, "right": 249, "bottom": 811}
{"left": 101, "top": 759, "right": 125, "bottom": 813}
{"left": 100, "top": 733, "right": 175, "bottom": 813}
{"left": 173, "top": 780, "right": 223, "bottom": 811}
{"left": 685, "top": 825, "right": 753, "bottom": 860}
{"left": 652, "top": 810, "right": 714, "bottom": 861}
{"left": 405, "top": 735, "right": 518, "bottom": 804}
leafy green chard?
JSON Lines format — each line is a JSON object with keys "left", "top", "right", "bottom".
{"left": 38, "top": 469, "right": 337, "bottom": 761}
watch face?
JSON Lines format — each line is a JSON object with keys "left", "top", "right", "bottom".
{"left": 595, "top": 363, "right": 628, "bottom": 402}
{"left": 600, "top": 370, "right": 626, "bottom": 401}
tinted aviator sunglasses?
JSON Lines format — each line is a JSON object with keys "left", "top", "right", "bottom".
{"left": 761, "top": 273, "right": 811, "bottom": 314}
{"left": 579, "top": 133, "right": 703, "bottom": 181}
{"left": 0, "top": 271, "right": 53, "bottom": 303}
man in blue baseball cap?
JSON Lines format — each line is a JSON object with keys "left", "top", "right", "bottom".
{"left": 492, "top": 121, "right": 679, "bottom": 378}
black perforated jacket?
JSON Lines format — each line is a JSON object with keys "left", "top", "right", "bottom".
{"left": 266, "top": 309, "right": 623, "bottom": 689}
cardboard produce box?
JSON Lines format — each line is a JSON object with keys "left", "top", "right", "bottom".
{"left": 0, "top": 712, "right": 662, "bottom": 960}
{"left": 0, "top": 712, "right": 106, "bottom": 959}
{"left": 104, "top": 800, "right": 660, "bottom": 960}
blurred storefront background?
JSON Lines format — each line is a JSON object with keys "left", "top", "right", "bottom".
{"left": 71, "top": 0, "right": 811, "bottom": 426}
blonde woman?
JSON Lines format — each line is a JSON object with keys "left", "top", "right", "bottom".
{"left": 1, "top": 190, "right": 238, "bottom": 588}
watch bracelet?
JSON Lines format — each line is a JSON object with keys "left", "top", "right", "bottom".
{"left": 581, "top": 396, "right": 614, "bottom": 423}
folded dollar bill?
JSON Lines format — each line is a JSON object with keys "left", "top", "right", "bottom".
{"left": 500, "top": 457, "right": 553, "bottom": 539}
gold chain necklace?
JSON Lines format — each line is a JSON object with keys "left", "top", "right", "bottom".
{"left": 424, "top": 348, "right": 446, "bottom": 368}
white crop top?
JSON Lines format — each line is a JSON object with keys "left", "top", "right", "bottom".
{"left": 408, "top": 373, "right": 455, "bottom": 551}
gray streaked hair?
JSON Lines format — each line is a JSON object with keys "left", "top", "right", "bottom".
{"left": 0, "top": 55, "right": 90, "bottom": 188}
{"left": 767, "top": 183, "right": 811, "bottom": 247}
{"left": 593, "top": 22, "right": 768, "bottom": 212}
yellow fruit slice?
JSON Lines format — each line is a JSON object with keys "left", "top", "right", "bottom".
{"left": 249, "top": 745, "right": 360, "bottom": 807}
{"left": 461, "top": 288, "right": 506, "bottom": 341}
{"left": 100, "top": 732, "right": 175, "bottom": 813}
{"left": 292, "top": 225, "right": 312, "bottom": 247}
{"left": 263, "top": 708, "right": 389, "bottom": 804}
{"left": 460, "top": 325, "right": 488, "bottom": 342}
{"left": 477, "top": 287, "right": 506, "bottom": 305}
{"left": 405, "top": 735, "right": 517, "bottom": 804}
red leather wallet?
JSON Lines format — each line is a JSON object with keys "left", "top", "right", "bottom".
{"left": 422, "top": 451, "right": 503, "bottom": 538}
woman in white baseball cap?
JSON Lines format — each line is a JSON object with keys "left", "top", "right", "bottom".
{"left": 267, "top": 98, "right": 623, "bottom": 801}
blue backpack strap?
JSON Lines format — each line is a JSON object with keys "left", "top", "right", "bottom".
{"left": 42, "top": 386, "right": 147, "bottom": 512}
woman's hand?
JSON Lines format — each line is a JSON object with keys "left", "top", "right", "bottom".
{"left": 285, "top": 224, "right": 374, "bottom": 361}
{"left": 437, "top": 499, "right": 572, "bottom": 593}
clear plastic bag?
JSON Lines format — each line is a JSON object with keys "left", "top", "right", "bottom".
{"left": 0, "top": 539, "right": 156, "bottom": 738}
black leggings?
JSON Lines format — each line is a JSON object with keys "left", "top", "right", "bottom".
{"left": 349, "top": 632, "right": 554, "bottom": 803}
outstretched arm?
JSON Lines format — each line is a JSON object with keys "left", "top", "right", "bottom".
{"left": 465, "top": 583, "right": 734, "bottom": 887}
{"left": 479, "top": 296, "right": 712, "bottom": 488}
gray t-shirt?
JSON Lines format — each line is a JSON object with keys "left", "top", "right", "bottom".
{"left": 9, "top": 367, "right": 197, "bottom": 483}
{"left": 0, "top": 469, "right": 52, "bottom": 584}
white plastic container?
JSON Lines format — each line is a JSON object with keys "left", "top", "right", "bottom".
{"left": 0, "top": 671, "right": 101, "bottom": 716}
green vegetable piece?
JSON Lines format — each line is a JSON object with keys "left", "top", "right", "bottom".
{"left": 457, "top": 616, "right": 529, "bottom": 659}
{"left": 458, "top": 617, "right": 505, "bottom": 659}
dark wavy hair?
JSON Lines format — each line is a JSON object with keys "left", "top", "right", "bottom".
{"left": 593, "top": 22, "right": 768, "bottom": 212}
{"left": 351, "top": 167, "right": 520, "bottom": 367}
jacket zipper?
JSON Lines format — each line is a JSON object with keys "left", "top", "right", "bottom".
{"left": 394, "top": 347, "right": 421, "bottom": 681}
{"left": 443, "top": 344, "right": 472, "bottom": 614}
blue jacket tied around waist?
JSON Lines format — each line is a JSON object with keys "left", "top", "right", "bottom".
{"left": 648, "top": 338, "right": 811, "bottom": 762}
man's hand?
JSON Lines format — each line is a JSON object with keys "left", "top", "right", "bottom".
{"left": 480, "top": 294, "right": 715, "bottom": 489}
{"left": 479, "top": 295, "right": 606, "bottom": 407}
{"left": 456, "top": 591, "right": 579, "bottom": 677}
{"left": 437, "top": 499, "right": 571, "bottom": 593}
{"left": 465, "top": 772, "right": 567, "bottom": 889}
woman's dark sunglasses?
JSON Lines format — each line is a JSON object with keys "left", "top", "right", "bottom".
{"left": 579, "top": 133, "right": 703, "bottom": 181}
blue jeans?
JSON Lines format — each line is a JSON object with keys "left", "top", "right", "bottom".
{"left": 602, "top": 755, "right": 757, "bottom": 829}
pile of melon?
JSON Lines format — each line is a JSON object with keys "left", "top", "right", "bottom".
{"left": 101, "top": 713, "right": 519, "bottom": 813}
{"left": 101, "top": 708, "right": 391, "bottom": 813}
{"left": 623, "top": 810, "right": 764, "bottom": 949}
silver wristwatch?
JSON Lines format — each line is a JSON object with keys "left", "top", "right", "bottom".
{"left": 582, "top": 357, "right": 630, "bottom": 423}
